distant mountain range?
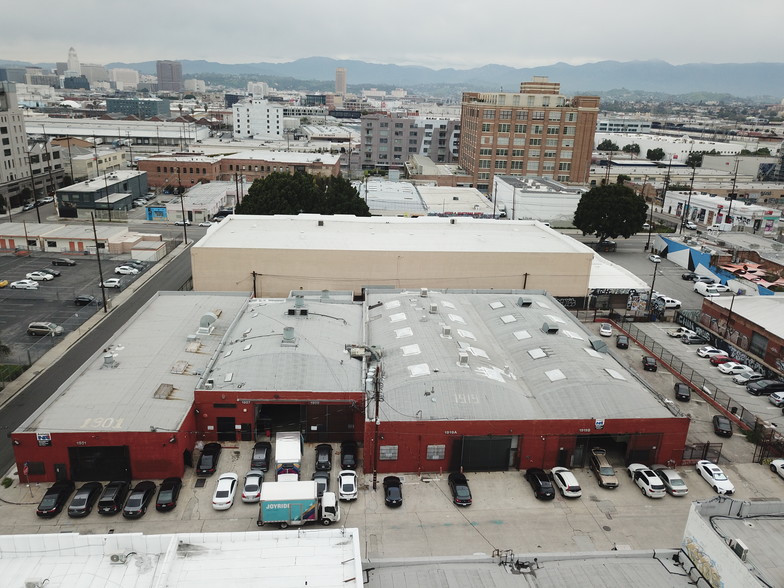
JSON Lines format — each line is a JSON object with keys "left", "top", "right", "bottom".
{"left": 4, "top": 57, "right": 784, "bottom": 100}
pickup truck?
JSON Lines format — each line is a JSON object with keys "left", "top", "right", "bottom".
{"left": 668, "top": 326, "right": 696, "bottom": 338}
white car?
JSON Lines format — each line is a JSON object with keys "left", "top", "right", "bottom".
{"left": 695, "top": 460, "right": 735, "bottom": 495}
{"left": 718, "top": 362, "right": 754, "bottom": 375}
{"left": 769, "top": 459, "right": 784, "bottom": 480}
{"left": 337, "top": 469, "right": 358, "bottom": 501}
{"left": 99, "top": 278, "right": 122, "bottom": 289}
{"left": 627, "top": 464, "right": 666, "bottom": 498}
{"left": 711, "top": 284, "right": 731, "bottom": 293}
{"left": 10, "top": 279, "right": 39, "bottom": 289}
{"left": 551, "top": 467, "right": 581, "bottom": 498}
{"left": 599, "top": 323, "right": 613, "bottom": 337}
{"left": 769, "top": 392, "right": 784, "bottom": 407}
{"left": 25, "top": 271, "right": 54, "bottom": 281}
{"left": 114, "top": 265, "right": 139, "bottom": 275}
{"left": 732, "top": 371, "right": 764, "bottom": 385}
{"left": 697, "top": 346, "right": 728, "bottom": 359}
{"left": 241, "top": 470, "right": 263, "bottom": 503}
{"left": 652, "top": 466, "right": 688, "bottom": 497}
{"left": 174, "top": 220, "right": 191, "bottom": 226}
{"left": 685, "top": 221, "right": 697, "bottom": 230}
{"left": 198, "top": 221, "right": 212, "bottom": 227}
{"left": 212, "top": 472, "right": 239, "bottom": 510}
{"left": 648, "top": 254, "right": 661, "bottom": 263}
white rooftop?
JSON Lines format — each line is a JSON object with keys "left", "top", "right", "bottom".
{"left": 355, "top": 179, "right": 428, "bottom": 214}
{"left": 589, "top": 253, "right": 650, "bottom": 292}
{"left": 366, "top": 289, "right": 673, "bottom": 422}
{"left": 221, "top": 150, "right": 340, "bottom": 165}
{"left": 0, "top": 529, "right": 362, "bottom": 588}
{"left": 0, "top": 222, "right": 126, "bottom": 240}
{"left": 59, "top": 170, "right": 145, "bottom": 193}
{"left": 416, "top": 185, "right": 494, "bottom": 216}
{"left": 18, "top": 292, "right": 249, "bottom": 434}
{"left": 193, "top": 214, "right": 593, "bottom": 255}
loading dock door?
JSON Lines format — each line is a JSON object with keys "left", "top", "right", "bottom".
{"left": 68, "top": 446, "right": 131, "bottom": 482}
{"left": 453, "top": 436, "right": 513, "bottom": 471}
{"left": 216, "top": 417, "right": 236, "bottom": 442}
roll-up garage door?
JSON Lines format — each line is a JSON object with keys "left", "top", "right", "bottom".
{"left": 453, "top": 436, "right": 513, "bottom": 471}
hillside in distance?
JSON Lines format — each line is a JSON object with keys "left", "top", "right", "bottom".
{"left": 99, "top": 57, "right": 784, "bottom": 99}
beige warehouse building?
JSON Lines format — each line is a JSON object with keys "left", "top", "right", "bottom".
{"left": 191, "top": 215, "right": 594, "bottom": 298}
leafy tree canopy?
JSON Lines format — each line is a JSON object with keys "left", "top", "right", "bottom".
{"left": 617, "top": 174, "right": 631, "bottom": 184}
{"left": 686, "top": 151, "right": 703, "bottom": 168}
{"left": 647, "top": 147, "right": 666, "bottom": 161}
{"left": 236, "top": 172, "right": 370, "bottom": 216}
{"left": 597, "top": 139, "right": 619, "bottom": 151}
{"left": 622, "top": 143, "right": 640, "bottom": 154}
{"left": 573, "top": 184, "right": 648, "bottom": 242}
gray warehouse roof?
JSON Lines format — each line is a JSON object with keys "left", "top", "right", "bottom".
{"left": 366, "top": 289, "right": 672, "bottom": 422}
{"left": 18, "top": 292, "right": 249, "bottom": 434}
{"left": 203, "top": 295, "right": 365, "bottom": 394}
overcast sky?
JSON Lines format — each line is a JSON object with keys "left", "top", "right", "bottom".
{"left": 3, "top": 0, "right": 782, "bottom": 70}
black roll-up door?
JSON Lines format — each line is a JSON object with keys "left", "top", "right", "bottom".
{"left": 452, "top": 436, "right": 512, "bottom": 471}
{"left": 68, "top": 446, "right": 131, "bottom": 481}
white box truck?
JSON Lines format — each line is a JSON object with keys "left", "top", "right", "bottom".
{"left": 256, "top": 480, "right": 340, "bottom": 529}
{"left": 274, "top": 431, "right": 303, "bottom": 480}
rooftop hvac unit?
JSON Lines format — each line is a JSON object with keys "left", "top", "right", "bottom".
{"left": 420, "top": 288, "right": 429, "bottom": 297}
{"left": 205, "top": 378, "right": 214, "bottom": 390}
{"left": 109, "top": 553, "right": 129, "bottom": 564}
{"left": 441, "top": 325, "right": 452, "bottom": 338}
{"left": 541, "top": 322, "right": 559, "bottom": 334}
{"left": 458, "top": 351, "right": 469, "bottom": 366}
{"left": 518, "top": 297, "right": 532, "bottom": 307}
{"left": 429, "top": 302, "right": 438, "bottom": 314}
{"left": 729, "top": 538, "right": 749, "bottom": 562}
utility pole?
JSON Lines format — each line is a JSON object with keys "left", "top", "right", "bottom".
{"left": 92, "top": 212, "right": 109, "bottom": 313}
{"left": 726, "top": 158, "right": 740, "bottom": 229}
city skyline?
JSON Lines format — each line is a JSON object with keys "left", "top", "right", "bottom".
{"left": 2, "top": 0, "right": 783, "bottom": 71}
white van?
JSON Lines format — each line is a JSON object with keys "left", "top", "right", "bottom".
{"left": 694, "top": 282, "right": 720, "bottom": 297}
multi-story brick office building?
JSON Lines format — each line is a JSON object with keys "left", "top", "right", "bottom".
{"left": 459, "top": 76, "right": 599, "bottom": 192}
{"left": 361, "top": 113, "right": 460, "bottom": 171}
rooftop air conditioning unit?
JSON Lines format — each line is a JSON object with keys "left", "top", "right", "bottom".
{"left": 205, "top": 378, "right": 214, "bottom": 390}
{"left": 729, "top": 538, "right": 749, "bottom": 562}
{"left": 429, "top": 303, "right": 438, "bottom": 314}
{"left": 420, "top": 288, "right": 428, "bottom": 297}
{"left": 441, "top": 325, "right": 452, "bottom": 338}
{"left": 518, "top": 297, "right": 532, "bottom": 307}
{"left": 458, "top": 351, "right": 469, "bottom": 366}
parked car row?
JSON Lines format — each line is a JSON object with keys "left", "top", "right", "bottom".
{"left": 36, "top": 477, "right": 183, "bottom": 519}
{"left": 694, "top": 345, "right": 766, "bottom": 385}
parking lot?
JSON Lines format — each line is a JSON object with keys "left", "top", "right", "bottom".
{"left": 3, "top": 436, "right": 783, "bottom": 560}
{"left": 0, "top": 253, "right": 150, "bottom": 365}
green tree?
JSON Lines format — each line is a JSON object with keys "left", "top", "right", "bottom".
{"left": 616, "top": 174, "right": 631, "bottom": 184}
{"left": 646, "top": 147, "right": 666, "bottom": 161}
{"left": 236, "top": 172, "right": 370, "bottom": 216}
{"left": 686, "top": 151, "right": 703, "bottom": 168}
{"left": 597, "top": 139, "right": 619, "bottom": 151}
{"left": 622, "top": 143, "right": 640, "bottom": 155}
{"left": 573, "top": 184, "right": 648, "bottom": 242}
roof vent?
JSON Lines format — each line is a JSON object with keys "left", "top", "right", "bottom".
{"left": 197, "top": 312, "right": 217, "bottom": 334}
{"left": 541, "top": 322, "right": 559, "bottom": 334}
{"left": 420, "top": 288, "right": 428, "bottom": 297}
{"left": 458, "top": 351, "right": 469, "bottom": 366}
{"left": 102, "top": 353, "right": 118, "bottom": 368}
{"left": 518, "top": 297, "right": 532, "bottom": 307}
{"left": 282, "top": 326, "right": 298, "bottom": 347}
{"left": 429, "top": 302, "right": 438, "bottom": 314}
{"left": 590, "top": 338, "right": 608, "bottom": 353}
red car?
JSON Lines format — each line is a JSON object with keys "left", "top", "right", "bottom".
{"left": 710, "top": 355, "right": 733, "bottom": 366}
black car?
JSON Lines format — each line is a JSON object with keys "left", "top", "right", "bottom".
{"left": 642, "top": 356, "right": 658, "bottom": 372}
{"left": 674, "top": 383, "right": 691, "bottom": 401}
{"left": 712, "top": 415, "right": 733, "bottom": 438}
{"left": 616, "top": 335, "right": 629, "bottom": 349}
{"left": 74, "top": 295, "right": 96, "bottom": 306}
{"left": 447, "top": 472, "right": 472, "bottom": 506}
{"left": 39, "top": 267, "right": 61, "bottom": 277}
{"left": 97, "top": 480, "right": 130, "bottom": 515}
{"left": 155, "top": 477, "right": 182, "bottom": 512}
{"left": 67, "top": 481, "right": 103, "bottom": 518}
{"left": 315, "top": 444, "right": 333, "bottom": 471}
{"left": 341, "top": 440, "right": 358, "bottom": 470}
{"left": 312, "top": 471, "right": 330, "bottom": 498}
{"left": 36, "top": 480, "right": 75, "bottom": 518}
{"left": 197, "top": 442, "right": 222, "bottom": 475}
{"left": 51, "top": 258, "right": 76, "bottom": 266}
{"left": 250, "top": 441, "right": 272, "bottom": 471}
{"left": 524, "top": 468, "right": 555, "bottom": 500}
{"left": 681, "top": 271, "right": 698, "bottom": 281}
{"left": 383, "top": 476, "right": 403, "bottom": 507}
{"left": 123, "top": 481, "right": 157, "bottom": 519}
